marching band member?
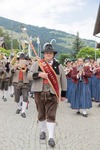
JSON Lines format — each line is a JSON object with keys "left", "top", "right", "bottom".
{"left": 70, "top": 58, "right": 92, "bottom": 117}
{"left": 93, "top": 61, "right": 100, "bottom": 106}
{"left": 11, "top": 53, "right": 29, "bottom": 118}
{"left": 27, "top": 43, "right": 67, "bottom": 147}
{"left": 0, "top": 55, "right": 11, "bottom": 101}
{"left": 64, "top": 58, "right": 73, "bottom": 103}
{"left": 89, "top": 60, "right": 97, "bottom": 101}
{"left": 8, "top": 54, "right": 15, "bottom": 97}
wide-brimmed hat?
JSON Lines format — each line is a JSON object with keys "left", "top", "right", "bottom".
{"left": 41, "top": 43, "right": 57, "bottom": 54}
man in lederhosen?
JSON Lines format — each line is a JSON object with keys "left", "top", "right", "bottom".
{"left": 11, "top": 53, "right": 29, "bottom": 118}
{"left": 0, "top": 55, "right": 11, "bottom": 101}
{"left": 28, "top": 43, "right": 67, "bottom": 147}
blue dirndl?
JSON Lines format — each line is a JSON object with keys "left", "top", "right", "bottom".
{"left": 70, "top": 79, "right": 92, "bottom": 109}
{"left": 88, "top": 75, "right": 97, "bottom": 99}
{"left": 95, "top": 78, "right": 100, "bottom": 102}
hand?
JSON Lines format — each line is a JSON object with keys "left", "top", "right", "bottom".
{"left": 77, "top": 73, "right": 80, "bottom": 79}
{"left": 38, "top": 72, "right": 48, "bottom": 79}
{"left": 14, "top": 64, "right": 19, "bottom": 69}
{"left": 83, "top": 71, "right": 85, "bottom": 75}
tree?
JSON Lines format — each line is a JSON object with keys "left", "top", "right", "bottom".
{"left": 58, "top": 53, "right": 71, "bottom": 65}
{"left": 0, "top": 28, "right": 19, "bottom": 50}
{"left": 0, "top": 47, "right": 10, "bottom": 56}
{"left": 77, "top": 47, "right": 100, "bottom": 59}
{"left": 72, "top": 32, "right": 85, "bottom": 58}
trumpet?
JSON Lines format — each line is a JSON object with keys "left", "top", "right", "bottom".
{"left": 18, "top": 65, "right": 27, "bottom": 72}
{"left": 14, "top": 59, "right": 27, "bottom": 72}
{"left": 10, "top": 55, "right": 17, "bottom": 65}
{"left": 21, "top": 66, "right": 27, "bottom": 72}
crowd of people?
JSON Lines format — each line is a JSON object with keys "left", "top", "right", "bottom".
{"left": 64, "top": 57, "right": 100, "bottom": 116}
{"left": 0, "top": 43, "right": 99, "bottom": 148}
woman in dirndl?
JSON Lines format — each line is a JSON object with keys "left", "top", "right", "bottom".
{"left": 70, "top": 58, "right": 92, "bottom": 117}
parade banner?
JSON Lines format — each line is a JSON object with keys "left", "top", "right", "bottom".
{"left": 30, "top": 42, "right": 60, "bottom": 101}
{"left": 40, "top": 59, "right": 59, "bottom": 99}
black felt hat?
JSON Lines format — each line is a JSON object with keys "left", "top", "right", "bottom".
{"left": 41, "top": 43, "right": 57, "bottom": 54}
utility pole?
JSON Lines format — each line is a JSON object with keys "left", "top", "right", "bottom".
{"left": 10, "top": 20, "right": 13, "bottom": 55}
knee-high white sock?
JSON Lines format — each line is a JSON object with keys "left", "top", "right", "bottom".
{"left": 2, "top": 90, "right": 4, "bottom": 96}
{"left": 20, "top": 95, "right": 23, "bottom": 103}
{"left": 46, "top": 122, "right": 55, "bottom": 139}
{"left": 82, "top": 109, "right": 87, "bottom": 115}
{"left": 39, "top": 120, "right": 46, "bottom": 133}
{"left": 4, "top": 90, "right": 7, "bottom": 99}
{"left": 21, "top": 102, "right": 27, "bottom": 113}
{"left": 11, "top": 85, "right": 14, "bottom": 94}
{"left": 17, "top": 101, "right": 22, "bottom": 110}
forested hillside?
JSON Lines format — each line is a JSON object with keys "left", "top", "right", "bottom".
{"left": 0, "top": 16, "right": 95, "bottom": 55}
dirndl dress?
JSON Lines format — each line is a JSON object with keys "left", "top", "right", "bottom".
{"left": 70, "top": 78, "right": 92, "bottom": 109}
{"left": 95, "top": 78, "right": 100, "bottom": 102}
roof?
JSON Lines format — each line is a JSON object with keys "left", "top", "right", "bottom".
{"left": 93, "top": 4, "right": 100, "bottom": 36}
{"left": 0, "top": 37, "right": 4, "bottom": 41}
{"left": 0, "top": 41, "right": 4, "bottom": 46}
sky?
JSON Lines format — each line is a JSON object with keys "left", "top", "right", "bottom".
{"left": 0, "top": 0, "right": 100, "bottom": 40}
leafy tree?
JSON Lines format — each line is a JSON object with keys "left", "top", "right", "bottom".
{"left": 58, "top": 53, "right": 71, "bottom": 65}
{"left": 0, "top": 28, "right": 19, "bottom": 50}
{"left": 72, "top": 32, "right": 85, "bottom": 58}
{"left": 77, "top": 47, "right": 100, "bottom": 59}
{"left": 12, "top": 39, "right": 19, "bottom": 49}
{"left": 0, "top": 47, "right": 10, "bottom": 56}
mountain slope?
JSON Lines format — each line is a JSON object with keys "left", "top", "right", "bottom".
{"left": 0, "top": 16, "right": 95, "bottom": 55}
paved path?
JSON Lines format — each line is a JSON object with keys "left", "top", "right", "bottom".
{"left": 0, "top": 92, "right": 100, "bottom": 150}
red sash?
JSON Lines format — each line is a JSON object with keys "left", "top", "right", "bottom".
{"left": 40, "top": 59, "right": 59, "bottom": 99}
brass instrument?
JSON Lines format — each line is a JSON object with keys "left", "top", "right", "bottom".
{"left": 77, "top": 65, "right": 84, "bottom": 82}
{"left": 17, "top": 60, "right": 27, "bottom": 72}
{"left": 10, "top": 55, "right": 17, "bottom": 65}
{"left": 0, "top": 61, "right": 6, "bottom": 80}
{"left": 1, "top": 72, "right": 6, "bottom": 80}
{"left": 18, "top": 65, "right": 27, "bottom": 72}
{"left": 0, "top": 53, "right": 4, "bottom": 60}
{"left": 64, "top": 67, "right": 71, "bottom": 75}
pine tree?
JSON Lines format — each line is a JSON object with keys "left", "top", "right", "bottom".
{"left": 72, "top": 32, "right": 85, "bottom": 58}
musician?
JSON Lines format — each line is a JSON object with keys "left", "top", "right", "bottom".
{"left": 27, "top": 43, "right": 67, "bottom": 147}
{"left": 93, "top": 61, "right": 100, "bottom": 105}
{"left": 0, "top": 55, "right": 11, "bottom": 101}
{"left": 64, "top": 58, "right": 73, "bottom": 103}
{"left": 8, "top": 54, "right": 15, "bottom": 97}
{"left": 11, "top": 53, "right": 29, "bottom": 118}
{"left": 70, "top": 58, "right": 92, "bottom": 117}
{"left": 88, "top": 60, "right": 97, "bottom": 101}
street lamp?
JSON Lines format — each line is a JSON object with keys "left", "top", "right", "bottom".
{"left": 37, "top": 36, "right": 41, "bottom": 57}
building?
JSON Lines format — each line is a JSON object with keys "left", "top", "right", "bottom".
{"left": 0, "top": 37, "right": 6, "bottom": 49}
{"left": 93, "top": 4, "right": 100, "bottom": 48}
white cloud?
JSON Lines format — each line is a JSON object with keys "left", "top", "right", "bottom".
{"left": 53, "top": 18, "right": 96, "bottom": 40}
{"left": 0, "top": 0, "right": 97, "bottom": 40}
{"left": 0, "top": 0, "right": 87, "bottom": 21}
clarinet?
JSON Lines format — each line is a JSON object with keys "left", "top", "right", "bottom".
{"left": 77, "top": 65, "right": 83, "bottom": 82}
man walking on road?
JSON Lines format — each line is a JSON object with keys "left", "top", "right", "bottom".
{"left": 28, "top": 43, "right": 67, "bottom": 147}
